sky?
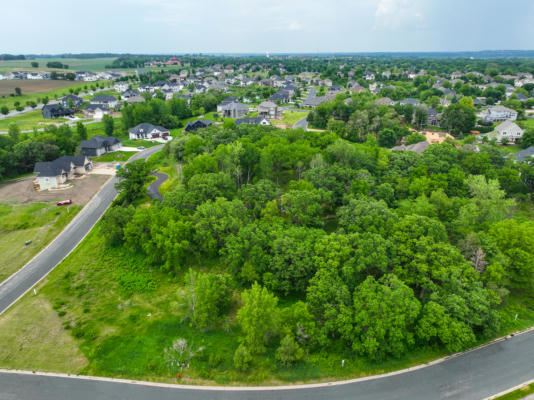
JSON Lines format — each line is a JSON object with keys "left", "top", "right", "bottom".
{"left": 2, "top": 0, "right": 533, "bottom": 54}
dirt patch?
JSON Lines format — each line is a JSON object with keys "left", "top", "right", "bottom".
{"left": 0, "top": 174, "right": 110, "bottom": 205}
{"left": 0, "top": 80, "right": 80, "bottom": 97}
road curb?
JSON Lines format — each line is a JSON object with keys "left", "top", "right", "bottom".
{"left": 482, "top": 378, "right": 534, "bottom": 400}
{"left": 0, "top": 326, "right": 533, "bottom": 392}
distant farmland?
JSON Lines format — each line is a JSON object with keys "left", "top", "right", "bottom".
{"left": 0, "top": 57, "right": 117, "bottom": 73}
{"left": 0, "top": 80, "right": 81, "bottom": 97}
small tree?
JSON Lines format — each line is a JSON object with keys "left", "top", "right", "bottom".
{"left": 76, "top": 121, "right": 88, "bottom": 141}
{"left": 14, "top": 87, "right": 21, "bottom": 96}
{"left": 233, "top": 344, "right": 253, "bottom": 372}
{"left": 275, "top": 334, "right": 305, "bottom": 366}
{"left": 115, "top": 159, "right": 151, "bottom": 204}
{"left": 42, "top": 96, "right": 49, "bottom": 105}
{"left": 103, "top": 114, "right": 114, "bottom": 136}
{"left": 31, "top": 61, "right": 39, "bottom": 68}
{"left": 164, "top": 338, "right": 204, "bottom": 373}
{"left": 0, "top": 106, "right": 9, "bottom": 115}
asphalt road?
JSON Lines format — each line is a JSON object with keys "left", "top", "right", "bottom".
{"left": 293, "top": 116, "right": 308, "bottom": 130}
{"left": 0, "top": 330, "right": 533, "bottom": 400}
{"left": 147, "top": 172, "right": 168, "bottom": 201}
{"left": 0, "top": 145, "right": 163, "bottom": 316}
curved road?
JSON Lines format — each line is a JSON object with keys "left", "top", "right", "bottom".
{"left": 293, "top": 116, "right": 308, "bottom": 130}
{"left": 0, "top": 330, "right": 533, "bottom": 399}
{"left": 147, "top": 172, "right": 168, "bottom": 201}
{"left": 0, "top": 145, "right": 163, "bottom": 316}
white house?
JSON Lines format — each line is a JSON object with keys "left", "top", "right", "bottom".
{"left": 128, "top": 123, "right": 170, "bottom": 140}
{"left": 479, "top": 105, "right": 518, "bottom": 122}
{"left": 488, "top": 120, "right": 524, "bottom": 143}
{"left": 33, "top": 155, "right": 92, "bottom": 191}
{"left": 114, "top": 82, "right": 129, "bottom": 93}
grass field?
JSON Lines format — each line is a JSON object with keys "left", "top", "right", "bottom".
{"left": 0, "top": 80, "right": 111, "bottom": 110}
{"left": 0, "top": 57, "right": 117, "bottom": 73}
{"left": 0, "top": 202, "right": 81, "bottom": 283}
{"left": 93, "top": 151, "right": 137, "bottom": 162}
{"left": 0, "top": 110, "right": 69, "bottom": 132}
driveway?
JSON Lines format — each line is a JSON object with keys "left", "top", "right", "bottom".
{"left": 0, "top": 145, "right": 163, "bottom": 316}
{"left": 0, "top": 330, "right": 533, "bottom": 400}
{"left": 293, "top": 116, "right": 308, "bottom": 130}
{"left": 147, "top": 172, "right": 168, "bottom": 201}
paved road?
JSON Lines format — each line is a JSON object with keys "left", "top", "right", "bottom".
{"left": 0, "top": 330, "right": 533, "bottom": 400}
{"left": 0, "top": 145, "right": 163, "bottom": 316}
{"left": 293, "top": 116, "right": 308, "bottom": 130}
{"left": 147, "top": 172, "right": 168, "bottom": 201}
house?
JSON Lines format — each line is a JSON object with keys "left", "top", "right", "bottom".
{"left": 363, "top": 71, "right": 375, "bottom": 81}
{"left": 33, "top": 155, "right": 92, "bottom": 191}
{"left": 427, "top": 108, "right": 439, "bottom": 126}
{"left": 488, "top": 120, "right": 524, "bottom": 143}
{"left": 60, "top": 94, "right": 83, "bottom": 109}
{"left": 270, "top": 89, "right": 291, "bottom": 104}
{"left": 42, "top": 104, "right": 73, "bottom": 119}
{"left": 122, "top": 89, "right": 140, "bottom": 99}
{"left": 184, "top": 119, "right": 214, "bottom": 132}
{"left": 90, "top": 95, "right": 118, "bottom": 109}
{"left": 350, "top": 83, "right": 366, "bottom": 94}
{"left": 80, "top": 136, "right": 122, "bottom": 157}
{"left": 220, "top": 102, "right": 249, "bottom": 118}
{"left": 84, "top": 104, "right": 109, "bottom": 119}
{"left": 392, "top": 141, "right": 429, "bottom": 154}
{"left": 511, "top": 146, "right": 534, "bottom": 162}
{"left": 235, "top": 117, "right": 271, "bottom": 126}
{"left": 479, "top": 105, "right": 518, "bottom": 122}
{"left": 377, "top": 97, "right": 396, "bottom": 106}
{"left": 138, "top": 84, "right": 154, "bottom": 93}
{"left": 217, "top": 96, "right": 238, "bottom": 112}
{"left": 257, "top": 101, "right": 280, "bottom": 120}
{"left": 400, "top": 98, "right": 421, "bottom": 107}
{"left": 129, "top": 123, "right": 170, "bottom": 140}
{"left": 114, "top": 82, "right": 129, "bottom": 93}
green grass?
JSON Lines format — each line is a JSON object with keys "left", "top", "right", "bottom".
{"left": 0, "top": 80, "right": 111, "bottom": 111}
{"left": 0, "top": 202, "right": 81, "bottom": 283}
{"left": 272, "top": 111, "right": 309, "bottom": 127}
{"left": 492, "top": 383, "right": 534, "bottom": 400}
{"left": 0, "top": 110, "right": 69, "bottom": 132}
{"left": 518, "top": 119, "right": 534, "bottom": 130}
{"left": 0, "top": 57, "right": 117, "bottom": 73}
{"left": 92, "top": 151, "right": 136, "bottom": 162}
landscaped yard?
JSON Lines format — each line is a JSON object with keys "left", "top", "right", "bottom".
{"left": 0, "top": 202, "right": 81, "bottom": 283}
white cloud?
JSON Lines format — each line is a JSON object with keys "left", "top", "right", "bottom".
{"left": 373, "top": 0, "right": 427, "bottom": 30}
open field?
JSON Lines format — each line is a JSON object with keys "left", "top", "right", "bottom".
{"left": 0, "top": 202, "right": 82, "bottom": 283}
{"left": 0, "top": 110, "right": 69, "bottom": 131}
{"left": 272, "top": 111, "right": 309, "bottom": 127}
{"left": 0, "top": 80, "right": 81, "bottom": 97}
{"left": 0, "top": 80, "right": 111, "bottom": 110}
{"left": 0, "top": 57, "right": 117, "bottom": 73}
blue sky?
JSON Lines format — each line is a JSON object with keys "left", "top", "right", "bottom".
{"left": 2, "top": 0, "right": 533, "bottom": 53}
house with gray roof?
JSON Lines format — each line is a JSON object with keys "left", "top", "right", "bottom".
{"left": 185, "top": 119, "right": 213, "bottom": 132}
{"left": 60, "top": 94, "right": 83, "bottom": 109}
{"left": 129, "top": 123, "right": 170, "bottom": 140}
{"left": 33, "top": 155, "right": 92, "bottom": 191}
{"left": 219, "top": 101, "right": 249, "bottom": 118}
{"left": 80, "top": 135, "right": 122, "bottom": 157}
{"left": 90, "top": 95, "right": 118, "bottom": 109}
{"left": 235, "top": 117, "right": 270, "bottom": 126}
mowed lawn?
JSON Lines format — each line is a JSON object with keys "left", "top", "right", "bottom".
{"left": 0, "top": 110, "right": 69, "bottom": 132}
{"left": 272, "top": 111, "right": 309, "bottom": 127}
{"left": 0, "top": 202, "right": 81, "bottom": 283}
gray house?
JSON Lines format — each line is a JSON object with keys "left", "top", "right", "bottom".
{"left": 60, "top": 94, "right": 83, "bottom": 108}
{"left": 129, "top": 123, "right": 170, "bottom": 140}
{"left": 80, "top": 136, "right": 122, "bottom": 156}
{"left": 90, "top": 95, "right": 118, "bottom": 109}
{"left": 33, "top": 155, "right": 92, "bottom": 191}
{"left": 184, "top": 119, "right": 213, "bottom": 132}
{"left": 42, "top": 104, "right": 74, "bottom": 119}
{"left": 220, "top": 101, "right": 249, "bottom": 118}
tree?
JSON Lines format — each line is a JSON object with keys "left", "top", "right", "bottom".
{"left": 31, "top": 61, "right": 39, "bottom": 68}
{"left": 14, "top": 87, "right": 21, "bottom": 96}
{"left": 102, "top": 114, "right": 114, "bottom": 136}
{"left": 378, "top": 128, "right": 397, "bottom": 148}
{"left": 405, "top": 132, "right": 426, "bottom": 145}
{"left": 337, "top": 197, "right": 398, "bottom": 236}
{"left": 280, "top": 188, "right": 327, "bottom": 227}
{"left": 414, "top": 106, "right": 428, "bottom": 127}
{"left": 100, "top": 205, "right": 135, "bottom": 245}
{"left": 520, "top": 129, "right": 534, "bottom": 149}
{"left": 275, "top": 334, "right": 305, "bottom": 366}
{"left": 233, "top": 344, "right": 253, "bottom": 371}
{"left": 185, "top": 270, "right": 232, "bottom": 330}
{"left": 115, "top": 159, "right": 151, "bottom": 204}
{"left": 76, "top": 121, "right": 87, "bottom": 141}
{"left": 0, "top": 106, "right": 8, "bottom": 115}
{"left": 442, "top": 104, "right": 476, "bottom": 136}
{"left": 352, "top": 274, "right": 421, "bottom": 360}
{"left": 237, "top": 283, "right": 280, "bottom": 354}
{"left": 8, "top": 123, "right": 19, "bottom": 141}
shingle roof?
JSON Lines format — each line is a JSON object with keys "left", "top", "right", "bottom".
{"left": 129, "top": 123, "right": 169, "bottom": 134}
{"left": 33, "top": 161, "right": 65, "bottom": 177}
{"left": 235, "top": 117, "right": 269, "bottom": 126}
{"left": 512, "top": 146, "right": 534, "bottom": 162}
{"left": 91, "top": 95, "right": 117, "bottom": 103}
{"left": 80, "top": 135, "right": 121, "bottom": 149}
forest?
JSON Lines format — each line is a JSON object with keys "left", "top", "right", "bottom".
{"left": 101, "top": 121, "right": 534, "bottom": 372}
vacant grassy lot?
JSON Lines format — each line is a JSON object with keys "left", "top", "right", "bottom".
{"left": 0, "top": 215, "right": 532, "bottom": 384}
{"left": 0, "top": 57, "right": 116, "bottom": 73}
{"left": 93, "top": 151, "right": 137, "bottom": 162}
{"left": 272, "top": 111, "right": 308, "bottom": 127}
{"left": 0, "top": 202, "right": 81, "bottom": 283}
{"left": 0, "top": 110, "right": 68, "bottom": 132}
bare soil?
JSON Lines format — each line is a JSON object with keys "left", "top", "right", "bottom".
{"left": 0, "top": 174, "right": 110, "bottom": 205}
{"left": 0, "top": 80, "right": 79, "bottom": 96}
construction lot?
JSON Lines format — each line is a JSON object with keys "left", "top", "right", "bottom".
{"left": 0, "top": 174, "right": 110, "bottom": 205}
